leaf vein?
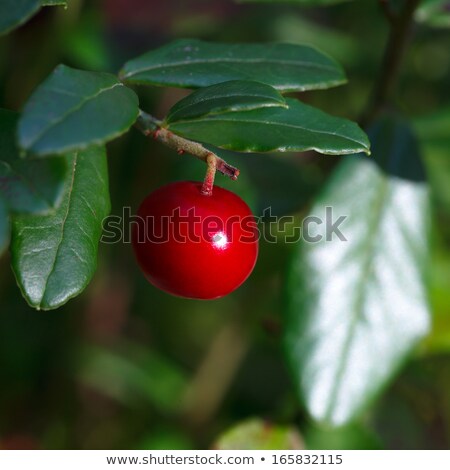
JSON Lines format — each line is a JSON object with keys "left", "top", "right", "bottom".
{"left": 27, "top": 83, "right": 123, "bottom": 150}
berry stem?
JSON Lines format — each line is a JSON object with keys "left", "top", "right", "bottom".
{"left": 135, "top": 110, "right": 240, "bottom": 181}
{"left": 201, "top": 153, "right": 217, "bottom": 196}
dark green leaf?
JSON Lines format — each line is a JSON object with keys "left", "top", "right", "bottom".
{"left": 10, "top": 145, "right": 110, "bottom": 310}
{"left": 284, "top": 116, "right": 431, "bottom": 426}
{"left": 0, "top": 109, "right": 66, "bottom": 214}
{"left": 0, "top": 0, "right": 41, "bottom": 36}
{"left": 0, "top": 196, "right": 10, "bottom": 256}
{"left": 166, "top": 80, "right": 287, "bottom": 124}
{"left": 18, "top": 65, "right": 139, "bottom": 156}
{"left": 167, "top": 98, "right": 369, "bottom": 156}
{"left": 120, "top": 39, "right": 346, "bottom": 92}
{"left": 214, "top": 418, "right": 304, "bottom": 450}
{"left": 0, "top": 157, "right": 66, "bottom": 214}
{"left": 416, "top": 0, "right": 450, "bottom": 28}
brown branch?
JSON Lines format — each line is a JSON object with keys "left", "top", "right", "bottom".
{"left": 362, "top": 0, "right": 421, "bottom": 125}
{"left": 134, "top": 111, "right": 240, "bottom": 181}
{"left": 378, "top": 0, "right": 397, "bottom": 24}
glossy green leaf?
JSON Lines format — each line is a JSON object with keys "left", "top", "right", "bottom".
{"left": 416, "top": 0, "right": 450, "bottom": 28}
{"left": 10, "top": 145, "right": 110, "bottom": 310}
{"left": 0, "top": 196, "right": 10, "bottom": 256}
{"left": 284, "top": 116, "right": 431, "bottom": 426}
{"left": 0, "top": 109, "right": 66, "bottom": 214}
{"left": 214, "top": 418, "right": 304, "bottom": 450}
{"left": 166, "top": 80, "right": 287, "bottom": 124}
{"left": 120, "top": 39, "right": 346, "bottom": 92}
{"left": 0, "top": 0, "right": 41, "bottom": 36}
{"left": 18, "top": 65, "right": 139, "bottom": 156}
{"left": 167, "top": 98, "right": 369, "bottom": 156}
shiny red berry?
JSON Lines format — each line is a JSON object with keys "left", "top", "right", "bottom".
{"left": 132, "top": 181, "right": 259, "bottom": 300}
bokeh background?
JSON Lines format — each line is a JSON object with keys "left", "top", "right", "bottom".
{"left": 0, "top": 0, "right": 450, "bottom": 450}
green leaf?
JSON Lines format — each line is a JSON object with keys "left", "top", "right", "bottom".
{"left": 284, "top": 116, "right": 431, "bottom": 426}
{"left": 10, "top": 145, "right": 110, "bottom": 310}
{"left": 167, "top": 98, "right": 369, "bottom": 156}
{"left": 0, "top": 157, "right": 66, "bottom": 215}
{"left": 416, "top": 0, "right": 450, "bottom": 28}
{"left": 0, "top": 196, "right": 10, "bottom": 256}
{"left": 0, "top": 0, "right": 41, "bottom": 36}
{"left": 304, "top": 423, "right": 382, "bottom": 450}
{"left": 0, "top": 109, "right": 66, "bottom": 214}
{"left": 214, "top": 418, "right": 304, "bottom": 450}
{"left": 120, "top": 39, "right": 346, "bottom": 92}
{"left": 166, "top": 80, "right": 287, "bottom": 124}
{"left": 42, "top": 0, "right": 67, "bottom": 5}
{"left": 18, "top": 65, "right": 139, "bottom": 156}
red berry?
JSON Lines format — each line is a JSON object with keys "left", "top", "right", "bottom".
{"left": 132, "top": 181, "right": 259, "bottom": 300}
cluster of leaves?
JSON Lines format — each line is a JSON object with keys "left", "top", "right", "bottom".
{"left": 1, "top": 28, "right": 370, "bottom": 312}
{"left": 0, "top": 0, "right": 446, "bottom": 434}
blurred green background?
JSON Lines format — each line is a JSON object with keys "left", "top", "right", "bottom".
{"left": 0, "top": 0, "right": 450, "bottom": 450}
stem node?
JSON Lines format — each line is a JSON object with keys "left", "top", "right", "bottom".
{"left": 134, "top": 111, "right": 240, "bottom": 182}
